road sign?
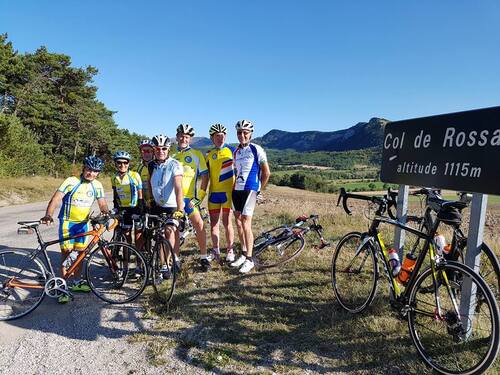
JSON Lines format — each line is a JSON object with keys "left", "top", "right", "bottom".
{"left": 380, "top": 106, "right": 500, "bottom": 195}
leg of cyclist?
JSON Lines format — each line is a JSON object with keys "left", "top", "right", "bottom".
{"left": 209, "top": 206, "right": 222, "bottom": 261}
{"left": 230, "top": 190, "right": 257, "bottom": 273}
{"left": 184, "top": 198, "right": 209, "bottom": 271}
{"left": 222, "top": 208, "right": 235, "bottom": 262}
{"left": 59, "top": 220, "right": 91, "bottom": 303}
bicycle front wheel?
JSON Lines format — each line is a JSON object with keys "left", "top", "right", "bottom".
{"left": 408, "top": 261, "right": 499, "bottom": 375}
{"left": 151, "top": 239, "right": 176, "bottom": 304}
{"left": 86, "top": 242, "right": 148, "bottom": 304}
{"left": 0, "top": 249, "right": 47, "bottom": 320}
{"left": 253, "top": 233, "right": 305, "bottom": 268}
{"left": 331, "top": 232, "right": 378, "bottom": 313}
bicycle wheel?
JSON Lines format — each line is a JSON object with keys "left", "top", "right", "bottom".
{"left": 331, "top": 232, "right": 379, "bottom": 313}
{"left": 0, "top": 249, "right": 47, "bottom": 320}
{"left": 408, "top": 261, "right": 500, "bottom": 375}
{"left": 253, "top": 232, "right": 305, "bottom": 268}
{"left": 456, "top": 243, "right": 500, "bottom": 305}
{"left": 151, "top": 238, "right": 176, "bottom": 303}
{"left": 86, "top": 241, "right": 148, "bottom": 304}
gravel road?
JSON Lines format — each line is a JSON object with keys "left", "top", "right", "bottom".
{"left": 0, "top": 199, "right": 209, "bottom": 375}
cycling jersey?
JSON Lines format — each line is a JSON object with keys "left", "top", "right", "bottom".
{"left": 233, "top": 143, "right": 267, "bottom": 191}
{"left": 111, "top": 171, "right": 142, "bottom": 208}
{"left": 206, "top": 144, "right": 235, "bottom": 212}
{"left": 57, "top": 176, "right": 105, "bottom": 222}
{"left": 149, "top": 158, "right": 183, "bottom": 208}
{"left": 137, "top": 163, "right": 152, "bottom": 205}
{"left": 171, "top": 146, "right": 208, "bottom": 199}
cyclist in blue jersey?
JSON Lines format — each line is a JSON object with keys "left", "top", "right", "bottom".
{"left": 229, "top": 120, "right": 271, "bottom": 273}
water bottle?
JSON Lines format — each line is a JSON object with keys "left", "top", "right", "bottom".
{"left": 397, "top": 253, "right": 417, "bottom": 285}
{"left": 434, "top": 233, "right": 447, "bottom": 256}
{"left": 63, "top": 251, "right": 78, "bottom": 268}
{"left": 388, "top": 248, "right": 401, "bottom": 276}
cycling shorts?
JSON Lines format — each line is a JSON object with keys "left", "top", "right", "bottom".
{"left": 231, "top": 190, "right": 257, "bottom": 216}
{"left": 207, "top": 191, "right": 232, "bottom": 213}
{"left": 118, "top": 206, "right": 140, "bottom": 229}
{"left": 59, "top": 220, "right": 89, "bottom": 252}
{"left": 183, "top": 197, "right": 199, "bottom": 217}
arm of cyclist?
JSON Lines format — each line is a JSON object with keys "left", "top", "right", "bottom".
{"left": 41, "top": 190, "right": 64, "bottom": 224}
{"left": 174, "top": 174, "right": 184, "bottom": 215}
{"left": 97, "top": 197, "right": 110, "bottom": 215}
{"left": 189, "top": 174, "right": 208, "bottom": 208}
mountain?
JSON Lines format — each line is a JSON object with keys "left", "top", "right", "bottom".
{"left": 253, "top": 117, "right": 389, "bottom": 151}
{"left": 190, "top": 136, "right": 213, "bottom": 148}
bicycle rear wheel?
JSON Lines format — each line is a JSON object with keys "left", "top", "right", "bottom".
{"left": 151, "top": 239, "right": 176, "bottom": 303}
{"left": 86, "top": 242, "right": 147, "bottom": 304}
{"left": 456, "top": 242, "right": 500, "bottom": 305}
{"left": 0, "top": 249, "right": 47, "bottom": 320}
{"left": 408, "top": 261, "right": 499, "bottom": 375}
{"left": 331, "top": 232, "right": 378, "bottom": 313}
{"left": 253, "top": 233, "right": 305, "bottom": 268}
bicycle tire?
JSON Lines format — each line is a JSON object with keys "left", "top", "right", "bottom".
{"left": 331, "top": 232, "right": 379, "bottom": 313}
{"left": 151, "top": 238, "right": 176, "bottom": 304}
{"left": 456, "top": 242, "right": 500, "bottom": 305}
{"left": 86, "top": 241, "right": 148, "bottom": 304}
{"left": 0, "top": 249, "right": 47, "bottom": 320}
{"left": 408, "top": 261, "right": 500, "bottom": 375}
{"left": 253, "top": 232, "right": 305, "bottom": 268}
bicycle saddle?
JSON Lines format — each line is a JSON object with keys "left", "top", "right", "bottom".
{"left": 17, "top": 221, "right": 40, "bottom": 228}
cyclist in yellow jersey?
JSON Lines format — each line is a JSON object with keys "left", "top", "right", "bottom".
{"left": 171, "top": 124, "right": 210, "bottom": 272}
{"left": 41, "top": 156, "right": 109, "bottom": 303}
{"left": 137, "top": 139, "right": 154, "bottom": 210}
{"left": 205, "top": 123, "right": 235, "bottom": 263}
{"left": 111, "top": 150, "right": 143, "bottom": 243}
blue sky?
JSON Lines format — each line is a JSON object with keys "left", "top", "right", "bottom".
{"left": 2, "top": 1, "right": 499, "bottom": 142}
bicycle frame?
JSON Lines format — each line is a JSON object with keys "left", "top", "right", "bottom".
{"left": 8, "top": 219, "right": 117, "bottom": 289}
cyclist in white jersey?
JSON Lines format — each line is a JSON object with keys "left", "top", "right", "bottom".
{"left": 229, "top": 120, "right": 270, "bottom": 273}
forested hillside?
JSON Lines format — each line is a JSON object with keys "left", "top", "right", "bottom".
{"left": 0, "top": 34, "right": 143, "bottom": 177}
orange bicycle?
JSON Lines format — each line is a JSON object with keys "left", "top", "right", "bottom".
{"left": 0, "top": 215, "right": 148, "bottom": 320}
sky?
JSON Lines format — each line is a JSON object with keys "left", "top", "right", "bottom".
{"left": 1, "top": 1, "right": 500, "bottom": 142}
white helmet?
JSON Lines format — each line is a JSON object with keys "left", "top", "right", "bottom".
{"left": 151, "top": 134, "right": 171, "bottom": 147}
{"left": 235, "top": 119, "right": 254, "bottom": 132}
{"left": 209, "top": 123, "right": 227, "bottom": 136}
{"left": 176, "top": 123, "right": 195, "bottom": 137}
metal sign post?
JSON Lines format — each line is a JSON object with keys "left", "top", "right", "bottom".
{"left": 394, "top": 185, "right": 408, "bottom": 258}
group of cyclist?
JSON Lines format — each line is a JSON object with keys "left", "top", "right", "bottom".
{"left": 40, "top": 120, "right": 270, "bottom": 302}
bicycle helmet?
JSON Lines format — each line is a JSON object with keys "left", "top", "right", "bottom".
{"left": 235, "top": 119, "right": 254, "bottom": 132}
{"left": 176, "top": 123, "right": 195, "bottom": 137}
{"left": 83, "top": 156, "right": 104, "bottom": 171}
{"left": 138, "top": 139, "right": 152, "bottom": 148}
{"left": 209, "top": 123, "right": 227, "bottom": 136}
{"left": 151, "top": 134, "right": 171, "bottom": 147}
{"left": 113, "top": 150, "right": 132, "bottom": 161}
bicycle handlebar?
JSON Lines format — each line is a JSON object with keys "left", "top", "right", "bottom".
{"left": 337, "top": 187, "right": 388, "bottom": 217}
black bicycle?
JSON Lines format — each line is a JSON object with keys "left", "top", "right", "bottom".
{"left": 253, "top": 214, "right": 329, "bottom": 268}
{"left": 332, "top": 188, "right": 499, "bottom": 375}
{"left": 387, "top": 187, "right": 500, "bottom": 305}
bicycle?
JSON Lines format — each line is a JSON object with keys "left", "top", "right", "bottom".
{"left": 0, "top": 215, "right": 148, "bottom": 320}
{"left": 332, "top": 188, "right": 499, "bottom": 375}
{"left": 132, "top": 212, "right": 180, "bottom": 303}
{"left": 387, "top": 187, "right": 500, "bottom": 304}
{"left": 253, "top": 214, "right": 330, "bottom": 268}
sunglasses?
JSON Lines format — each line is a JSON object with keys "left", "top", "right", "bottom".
{"left": 155, "top": 147, "right": 169, "bottom": 152}
{"left": 141, "top": 149, "right": 153, "bottom": 154}
{"left": 237, "top": 130, "right": 251, "bottom": 135}
{"left": 115, "top": 161, "right": 129, "bottom": 166}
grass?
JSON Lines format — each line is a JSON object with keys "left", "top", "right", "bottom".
{"left": 133, "top": 185, "right": 500, "bottom": 374}
{"left": 0, "top": 175, "right": 113, "bottom": 206}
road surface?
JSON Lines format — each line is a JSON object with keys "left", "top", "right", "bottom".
{"left": 0, "top": 200, "right": 206, "bottom": 375}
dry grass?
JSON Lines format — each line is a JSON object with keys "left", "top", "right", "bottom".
{"left": 134, "top": 185, "right": 500, "bottom": 374}
{"left": 0, "top": 175, "right": 113, "bottom": 207}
